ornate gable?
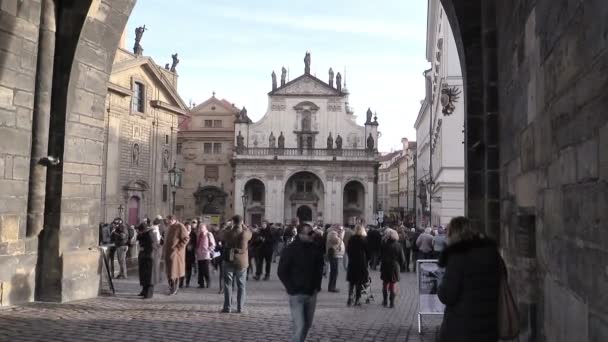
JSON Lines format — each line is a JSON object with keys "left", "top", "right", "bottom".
{"left": 269, "top": 74, "right": 342, "bottom": 97}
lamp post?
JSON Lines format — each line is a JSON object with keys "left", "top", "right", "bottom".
{"left": 168, "top": 162, "right": 181, "bottom": 215}
{"left": 241, "top": 193, "right": 248, "bottom": 223}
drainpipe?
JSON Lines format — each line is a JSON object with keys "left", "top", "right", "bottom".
{"left": 27, "top": 0, "right": 56, "bottom": 237}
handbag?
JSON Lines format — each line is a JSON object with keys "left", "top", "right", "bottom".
{"left": 497, "top": 257, "right": 520, "bottom": 340}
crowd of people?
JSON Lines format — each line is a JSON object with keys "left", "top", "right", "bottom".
{"left": 104, "top": 215, "right": 502, "bottom": 342}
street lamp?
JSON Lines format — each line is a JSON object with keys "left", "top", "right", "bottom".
{"left": 241, "top": 193, "right": 248, "bottom": 223}
{"left": 168, "top": 162, "right": 181, "bottom": 215}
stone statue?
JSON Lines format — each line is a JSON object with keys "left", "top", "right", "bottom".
{"left": 170, "top": 53, "right": 179, "bottom": 72}
{"left": 239, "top": 107, "right": 248, "bottom": 122}
{"left": 328, "top": 68, "right": 334, "bottom": 88}
{"left": 336, "top": 72, "right": 342, "bottom": 92}
{"left": 164, "top": 63, "right": 170, "bottom": 70}
{"left": 133, "top": 25, "right": 146, "bottom": 56}
{"left": 162, "top": 149, "right": 169, "bottom": 169}
{"left": 132, "top": 144, "right": 140, "bottom": 166}
{"left": 278, "top": 132, "right": 285, "bottom": 149}
{"left": 366, "top": 108, "right": 373, "bottom": 124}
{"left": 335, "top": 134, "right": 343, "bottom": 150}
{"left": 236, "top": 131, "right": 245, "bottom": 148}
{"left": 271, "top": 71, "right": 277, "bottom": 90}
{"left": 281, "top": 67, "right": 287, "bottom": 86}
{"left": 304, "top": 52, "right": 311, "bottom": 74}
{"left": 269, "top": 132, "right": 276, "bottom": 148}
{"left": 367, "top": 133, "right": 375, "bottom": 150}
{"left": 327, "top": 133, "right": 333, "bottom": 149}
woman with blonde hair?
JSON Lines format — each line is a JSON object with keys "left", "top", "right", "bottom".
{"left": 345, "top": 224, "right": 369, "bottom": 306}
{"left": 379, "top": 228, "right": 405, "bottom": 307}
{"left": 437, "top": 216, "right": 501, "bottom": 342}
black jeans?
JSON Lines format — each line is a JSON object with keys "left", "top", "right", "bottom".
{"left": 142, "top": 285, "right": 154, "bottom": 299}
{"left": 255, "top": 252, "right": 272, "bottom": 277}
{"left": 328, "top": 256, "right": 339, "bottom": 291}
{"left": 197, "top": 259, "right": 211, "bottom": 287}
{"left": 348, "top": 282, "right": 362, "bottom": 302}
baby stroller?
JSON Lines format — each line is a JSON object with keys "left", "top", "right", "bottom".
{"left": 361, "top": 277, "right": 375, "bottom": 304}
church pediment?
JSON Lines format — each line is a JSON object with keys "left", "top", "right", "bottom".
{"left": 269, "top": 74, "right": 342, "bottom": 97}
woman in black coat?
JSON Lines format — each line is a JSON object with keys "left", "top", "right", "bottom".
{"left": 438, "top": 216, "right": 500, "bottom": 342}
{"left": 379, "top": 228, "right": 405, "bottom": 308}
{"left": 346, "top": 225, "right": 369, "bottom": 306}
{"left": 137, "top": 222, "right": 160, "bottom": 299}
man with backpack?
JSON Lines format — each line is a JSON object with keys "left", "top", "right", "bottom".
{"left": 110, "top": 217, "right": 129, "bottom": 279}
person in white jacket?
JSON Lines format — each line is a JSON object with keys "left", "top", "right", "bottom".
{"left": 195, "top": 223, "right": 216, "bottom": 288}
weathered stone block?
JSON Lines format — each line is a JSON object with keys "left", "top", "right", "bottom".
{"left": 0, "top": 240, "right": 25, "bottom": 256}
{"left": 61, "top": 183, "right": 99, "bottom": 198}
{"left": 66, "top": 121, "right": 104, "bottom": 141}
{"left": 11, "top": 156, "right": 28, "bottom": 180}
{"left": 61, "top": 249, "right": 101, "bottom": 302}
{"left": 13, "top": 90, "right": 33, "bottom": 109}
{"left": 0, "top": 262, "right": 35, "bottom": 306}
{"left": 0, "top": 179, "right": 27, "bottom": 197}
{"left": 62, "top": 173, "right": 81, "bottom": 184}
{"left": 0, "top": 156, "right": 4, "bottom": 177}
{"left": 63, "top": 137, "right": 103, "bottom": 165}
{"left": 0, "top": 0, "right": 19, "bottom": 16}
{"left": 15, "top": 106, "right": 31, "bottom": 129}
{"left": 15, "top": 73, "right": 34, "bottom": 92}
{"left": 0, "top": 108, "right": 15, "bottom": 127}
{"left": 0, "top": 86, "right": 15, "bottom": 110}
{"left": 576, "top": 138, "right": 599, "bottom": 182}
{"left": 71, "top": 88, "right": 95, "bottom": 116}
{"left": 63, "top": 162, "right": 100, "bottom": 176}
{"left": 0, "top": 215, "right": 20, "bottom": 243}
{"left": 515, "top": 172, "right": 537, "bottom": 207}
{"left": 0, "top": 127, "right": 30, "bottom": 156}
{"left": 558, "top": 146, "right": 577, "bottom": 185}
{"left": 544, "top": 276, "right": 589, "bottom": 342}
{"left": 520, "top": 124, "right": 535, "bottom": 171}
{"left": 81, "top": 175, "right": 101, "bottom": 185}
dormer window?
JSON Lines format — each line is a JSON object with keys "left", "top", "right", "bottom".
{"left": 132, "top": 81, "right": 145, "bottom": 113}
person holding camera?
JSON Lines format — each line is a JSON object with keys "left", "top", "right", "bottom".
{"left": 109, "top": 217, "right": 129, "bottom": 279}
{"left": 220, "top": 215, "right": 252, "bottom": 313}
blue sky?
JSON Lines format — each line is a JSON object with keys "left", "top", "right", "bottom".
{"left": 126, "top": 0, "right": 430, "bottom": 151}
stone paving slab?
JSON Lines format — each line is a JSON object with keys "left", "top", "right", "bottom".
{"left": 0, "top": 265, "right": 440, "bottom": 341}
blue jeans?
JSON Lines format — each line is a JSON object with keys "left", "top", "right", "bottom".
{"left": 223, "top": 262, "right": 247, "bottom": 312}
{"left": 288, "top": 293, "right": 318, "bottom": 342}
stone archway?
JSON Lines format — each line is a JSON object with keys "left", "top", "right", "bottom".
{"left": 243, "top": 179, "right": 265, "bottom": 226}
{"left": 343, "top": 180, "right": 365, "bottom": 226}
{"left": 284, "top": 171, "right": 324, "bottom": 224}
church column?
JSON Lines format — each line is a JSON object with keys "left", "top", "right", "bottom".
{"left": 234, "top": 177, "right": 245, "bottom": 217}
{"left": 365, "top": 179, "right": 375, "bottom": 225}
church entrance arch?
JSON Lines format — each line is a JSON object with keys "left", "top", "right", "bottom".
{"left": 284, "top": 171, "right": 324, "bottom": 224}
{"left": 343, "top": 181, "right": 365, "bottom": 226}
{"left": 243, "top": 179, "right": 265, "bottom": 226}
{"left": 296, "top": 205, "right": 313, "bottom": 223}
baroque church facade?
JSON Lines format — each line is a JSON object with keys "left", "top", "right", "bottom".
{"left": 233, "top": 54, "right": 379, "bottom": 226}
{"left": 102, "top": 42, "right": 187, "bottom": 225}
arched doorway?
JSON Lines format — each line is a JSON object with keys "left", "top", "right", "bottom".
{"left": 243, "top": 179, "right": 265, "bottom": 226}
{"left": 127, "top": 196, "right": 140, "bottom": 226}
{"left": 296, "top": 205, "right": 313, "bottom": 223}
{"left": 343, "top": 181, "right": 365, "bottom": 226}
{"left": 284, "top": 171, "right": 324, "bottom": 224}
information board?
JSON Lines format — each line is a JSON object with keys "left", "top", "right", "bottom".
{"left": 417, "top": 259, "right": 445, "bottom": 333}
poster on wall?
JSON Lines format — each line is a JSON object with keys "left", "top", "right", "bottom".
{"left": 417, "top": 259, "right": 445, "bottom": 333}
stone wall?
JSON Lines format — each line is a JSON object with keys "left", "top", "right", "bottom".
{"left": 495, "top": 1, "right": 608, "bottom": 341}
{"left": 0, "top": 1, "right": 40, "bottom": 305}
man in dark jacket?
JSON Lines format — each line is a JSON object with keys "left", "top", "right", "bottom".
{"left": 109, "top": 217, "right": 129, "bottom": 279}
{"left": 366, "top": 227, "right": 382, "bottom": 270}
{"left": 278, "top": 223, "right": 324, "bottom": 342}
{"left": 253, "top": 222, "right": 274, "bottom": 280}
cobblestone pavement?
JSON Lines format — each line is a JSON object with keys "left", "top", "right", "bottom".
{"left": 0, "top": 264, "right": 440, "bottom": 342}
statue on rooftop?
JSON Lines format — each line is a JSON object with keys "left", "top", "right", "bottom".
{"left": 336, "top": 72, "right": 342, "bottom": 92}
{"left": 133, "top": 25, "right": 146, "bottom": 56}
{"left": 281, "top": 67, "right": 287, "bottom": 86}
{"left": 335, "top": 134, "right": 343, "bottom": 150}
{"left": 327, "top": 133, "right": 333, "bottom": 149}
{"left": 278, "top": 132, "right": 285, "bottom": 149}
{"left": 328, "top": 68, "right": 334, "bottom": 88}
{"left": 170, "top": 53, "right": 179, "bottom": 72}
{"left": 271, "top": 71, "right": 277, "bottom": 90}
{"left": 367, "top": 133, "right": 375, "bottom": 151}
{"left": 304, "top": 52, "right": 311, "bottom": 74}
